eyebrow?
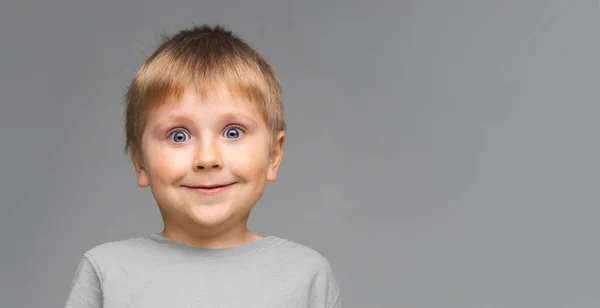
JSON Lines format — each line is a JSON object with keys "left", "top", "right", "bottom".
{"left": 220, "top": 111, "right": 258, "bottom": 125}
{"left": 159, "top": 113, "right": 194, "bottom": 124}
{"left": 157, "top": 111, "right": 258, "bottom": 126}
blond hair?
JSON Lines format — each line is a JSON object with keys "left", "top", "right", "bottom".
{"left": 124, "top": 24, "right": 286, "bottom": 161}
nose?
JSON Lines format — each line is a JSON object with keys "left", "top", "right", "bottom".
{"left": 192, "top": 137, "right": 224, "bottom": 171}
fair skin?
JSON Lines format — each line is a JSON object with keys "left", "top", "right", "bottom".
{"left": 131, "top": 86, "right": 285, "bottom": 249}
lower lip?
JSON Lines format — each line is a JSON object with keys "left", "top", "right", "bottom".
{"left": 185, "top": 184, "right": 234, "bottom": 195}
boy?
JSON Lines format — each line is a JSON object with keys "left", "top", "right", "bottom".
{"left": 64, "top": 24, "right": 341, "bottom": 308}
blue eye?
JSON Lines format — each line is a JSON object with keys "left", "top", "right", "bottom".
{"left": 169, "top": 131, "right": 190, "bottom": 142}
{"left": 223, "top": 127, "right": 244, "bottom": 139}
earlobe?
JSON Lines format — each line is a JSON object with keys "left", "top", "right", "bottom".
{"left": 131, "top": 151, "right": 150, "bottom": 187}
{"left": 267, "top": 131, "right": 286, "bottom": 182}
{"left": 135, "top": 166, "right": 150, "bottom": 188}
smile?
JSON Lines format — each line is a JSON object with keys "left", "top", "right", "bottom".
{"left": 183, "top": 183, "right": 235, "bottom": 195}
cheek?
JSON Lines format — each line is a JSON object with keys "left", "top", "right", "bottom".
{"left": 146, "top": 148, "right": 191, "bottom": 183}
{"left": 226, "top": 144, "right": 270, "bottom": 179}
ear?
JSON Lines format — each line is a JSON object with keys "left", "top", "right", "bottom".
{"left": 130, "top": 150, "right": 150, "bottom": 187}
{"left": 267, "top": 131, "right": 286, "bottom": 182}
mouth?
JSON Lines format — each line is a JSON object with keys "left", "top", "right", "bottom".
{"left": 182, "top": 183, "right": 235, "bottom": 195}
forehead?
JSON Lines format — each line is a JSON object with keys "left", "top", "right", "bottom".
{"left": 148, "top": 86, "right": 265, "bottom": 122}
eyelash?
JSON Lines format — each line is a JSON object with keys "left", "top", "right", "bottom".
{"left": 226, "top": 125, "right": 245, "bottom": 134}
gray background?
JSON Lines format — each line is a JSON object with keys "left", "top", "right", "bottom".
{"left": 1, "top": 0, "right": 598, "bottom": 307}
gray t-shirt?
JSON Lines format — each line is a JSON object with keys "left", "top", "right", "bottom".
{"left": 64, "top": 234, "right": 341, "bottom": 308}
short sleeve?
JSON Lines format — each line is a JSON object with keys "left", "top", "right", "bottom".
{"left": 309, "top": 259, "right": 342, "bottom": 308}
{"left": 64, "top": 254, "right": 103, "bottom": 308}
{"left": 325, "top": 266, "right": 341, "bottom": 308}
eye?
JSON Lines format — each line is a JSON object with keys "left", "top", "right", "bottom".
{"left": 168, "top": 130, "right": 190, "bottom": 143}
{"left": 223, "top": 127, "right": 244, "bottom": 139}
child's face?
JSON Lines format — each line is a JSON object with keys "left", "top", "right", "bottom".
{"left": 133, "top": 86, "right": 284, "bottom": 233}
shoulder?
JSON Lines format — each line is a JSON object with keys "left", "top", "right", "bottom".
{"left": 270, "top": 237, "right": 341, "bottom": 307}
{"left": 66, "top": 235, "right": 152, "bottom": 288}
{"left": 267, "top": 236, "right": 338, "bottom": 280}
{"left": 78, "top": 235, "right": 153, "bottom": 268}
{"left": 272, "top": 237, "right": 333, "bottom": 266}
{"left": 86, "top": 235, "right": 149, "bottom": 254}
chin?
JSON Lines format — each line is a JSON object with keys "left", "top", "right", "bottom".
{"left": 186, "top": 204, "right": 235, "bottom": 228}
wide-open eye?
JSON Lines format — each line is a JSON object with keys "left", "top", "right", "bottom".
{"left": 223, "top": 127, "right": 244, "bottom": 139}
{"left": 168, "top": 130, "right": 190, "bottom": 143}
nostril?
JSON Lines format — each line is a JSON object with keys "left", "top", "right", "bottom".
{"left": 195, "top": 163, "right": 221, "bottom": 170}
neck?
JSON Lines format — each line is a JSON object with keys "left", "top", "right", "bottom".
{"left": 158, "top": 221, "right": 263, "bottom": 249}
